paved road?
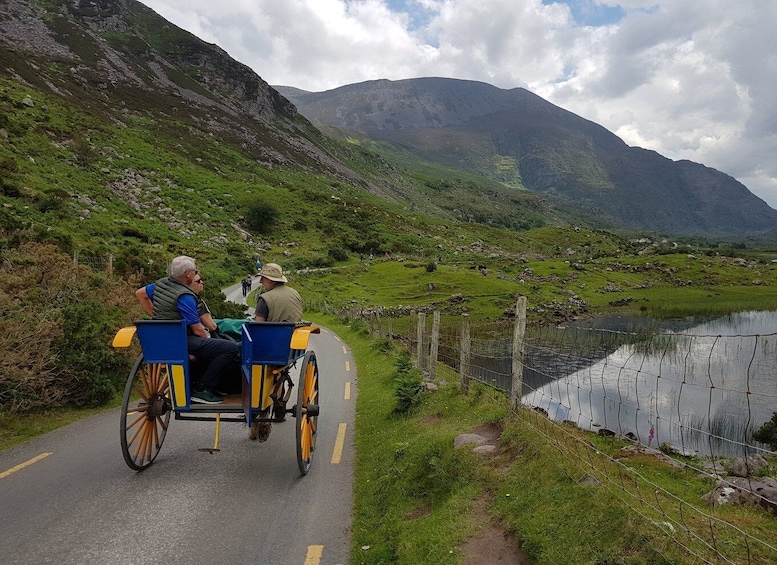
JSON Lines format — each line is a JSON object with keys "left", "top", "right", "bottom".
{"left": 0, "top": 281, "right": 356, "bottom": 565}
{"left": 224, "top": 276, "right": 258, "bottom": 316}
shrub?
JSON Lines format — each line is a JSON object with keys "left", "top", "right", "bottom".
{"left": 425, "top": 261, "right": 437, "bottom": 272}
{"left": 242, "top": 196, "right": 278, "bottom": 234}
{"left": 55, "top": 299, "right": 130, "bottom": 406}
{"left": 371, "top": 337, "right": 394, "bottom": 353}
{"left": 0, "top": 241, "right": 140, "bottom": 415}
{"left": 753, "top": 412, "right": 777, "bottom": 450}
{"left": 327, "top": 244, "right": 349, "bottom": 262}
{"left": 393, "top": 352, "right": 424, "bottom": 414}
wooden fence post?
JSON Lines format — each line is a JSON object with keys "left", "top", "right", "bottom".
{"left": 511, "top": 296, "right": 527, "bottom": 408}
{"left": 417, "top": 311, "right": 426, "bottom": 372}
{"left": 460, "top": 313, "right": 471, "bottom": 394}
{"left": 429, "top": 311, "right": 440, "bottom": 381}
{"left": 409, "top": 310, "right": 417, "bottom": 366}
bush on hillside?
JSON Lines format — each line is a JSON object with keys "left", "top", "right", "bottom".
{"left": 55, "top": 299, "right": 131, "bottom": 406}
{"left": 242, "top": 196, "right": 278, "bottom": 234}
{"left": 0, "top": 240, "right": 141, "bottom": 414}
{"left": 393, "top": 351, "right": 424, "bottom": 414}
{"left": 753, "top": 412, "right": 777, "bottom": 450}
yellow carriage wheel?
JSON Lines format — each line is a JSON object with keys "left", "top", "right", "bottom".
{"left": 120, "top": 355, "right": 172, "bottom": 471}
{"left": 295, "top": 351, "right": 319, "bottom": 475}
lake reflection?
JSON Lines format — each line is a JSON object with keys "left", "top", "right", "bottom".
{"left": 522, "top": 311, "right": 777, "bottom": 457}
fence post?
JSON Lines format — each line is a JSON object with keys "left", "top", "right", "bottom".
{"left": 376, "top": 311, "right": 382, "bottom": 337}
{"left": 409, "top": 310, "right": 417, "bottom": 366}
{"left": 107, "top": 253, "right": 113, "bottom": 275}
{"left": 460, "top": 313, "right": 471, "bottom": 394}
{"left": 511, "top": 296, "right": 527, "bottom": 408}
{"left": 429, "top": 310, "right": 440, "bottom": 381}
{"left": 417, "top": 311, "right": 426, "bottom": 372}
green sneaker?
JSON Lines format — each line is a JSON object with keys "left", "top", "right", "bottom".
{"left": 191, "top": 389, "right": 223, "bottom": 404}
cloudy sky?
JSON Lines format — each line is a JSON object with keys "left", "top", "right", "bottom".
{"left": 138, "top": 0, "right": 777, "bottom": 209}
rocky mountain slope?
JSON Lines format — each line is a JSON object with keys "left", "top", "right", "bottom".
{"left": 277, "top": 78, "right": 777, "bottom": 238}
{"left": 0, "top": 0, "right": 401, "bottom": 200}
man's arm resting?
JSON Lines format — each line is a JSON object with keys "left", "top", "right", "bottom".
{"left": 135, "top": 286, "right": 154, "bottom": 316}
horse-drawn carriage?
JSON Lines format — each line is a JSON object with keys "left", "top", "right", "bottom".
{"left": 112, "top": 321, "right": 320, "bottom": 475}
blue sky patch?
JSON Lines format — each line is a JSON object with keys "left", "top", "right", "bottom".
{"left": 542, "top": 0, "right": 625, "bottom": 26}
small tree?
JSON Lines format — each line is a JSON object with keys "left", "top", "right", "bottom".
{"left": 753, "top": 412, "right": 777, "bottom": 450}
{"left": 243, "top": 197, "right": 278, "bottom": 234}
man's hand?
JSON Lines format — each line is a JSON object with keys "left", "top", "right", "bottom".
{"left": 190, "top": 322, "right": 210, "bottom": 338}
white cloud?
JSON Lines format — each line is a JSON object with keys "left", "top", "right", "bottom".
{"left": 138, "top": 0, "right": 777, "bottom": 208}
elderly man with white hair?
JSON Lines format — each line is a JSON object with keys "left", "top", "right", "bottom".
{"left": 135, "top": 255, "right": 240, "bottom": 404}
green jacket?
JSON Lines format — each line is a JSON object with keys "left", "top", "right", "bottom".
{"left": 152, "top": 277, "right": 197, "bottom": 320}
{"left": 260, "top": 283, "right": 303, "bottom": 322}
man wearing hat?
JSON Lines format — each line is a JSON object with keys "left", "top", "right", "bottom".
{"left": 249, "top": 262, "right": 303, "bottom": 442}
{"left": 253, "top": 262, "right": 303, "bottom": 323}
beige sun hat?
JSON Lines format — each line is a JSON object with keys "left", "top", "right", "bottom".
{"left": 258, "top": 263, "right": 288, "bottom": 283}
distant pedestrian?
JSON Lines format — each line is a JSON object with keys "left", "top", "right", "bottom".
{"left": 241, "top": 276, "right": 250, "bottom": 297}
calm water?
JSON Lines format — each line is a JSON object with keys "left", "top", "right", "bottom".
{"left": 522, "top": 311, "right": 777, "bottom": 457}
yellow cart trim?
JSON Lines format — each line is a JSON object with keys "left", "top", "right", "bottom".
{"left": 290, "top": 325, "right": 320, "bottom": 350}
{"left": 251, "top": 365, "right": 263, "bottom": 409}
{"left": 112, "top": 326, "right": 137, "bottom": 348}
{"left": 171, "top": 364, "right": 187, "bottom": 407}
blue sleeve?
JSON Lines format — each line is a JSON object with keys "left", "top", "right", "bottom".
{"left": 177, "top": 294, "right": 202, "bottom": 326}
{"left": 145, "top": 283, "right": 155, "bottom": 301}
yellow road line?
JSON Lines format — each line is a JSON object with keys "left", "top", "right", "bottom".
{"left": 304, "top": 544, "right": 324, "bottom": 565}
{"left": 341, "top": 345, "right": 347, "bottom": 355}
{"left": 0, "top": 452, "right": 52, "bottom": 479}
{"left": 344, "top": 382, "right": 351, "bottom": 400}
{"left": 331, "top": 423, "right": 347, "bottom": 464}
{"left": 345, "top": 360, "right": 350, "bottom": 372}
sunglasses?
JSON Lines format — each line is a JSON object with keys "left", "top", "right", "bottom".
{"left": 194, "top": 278, "right": 204, "bottom": 283}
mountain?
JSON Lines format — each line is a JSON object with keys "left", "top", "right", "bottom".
{"left": 276, "top": 78, "right": 777, "bottom": 238}
{"left": 0, "top": 0, "right": 443, "bottom": 271}
{"left": 0, "top": 0, "right": 406, "bottom": 199}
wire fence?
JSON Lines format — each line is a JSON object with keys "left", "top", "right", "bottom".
{"left": 312, "top": 299, "right": 777, "bottom": 564}
{"left": 72, "top": 252, "right": 113, "bottom": 273}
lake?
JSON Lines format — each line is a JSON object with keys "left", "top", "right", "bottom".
{"left": 521, "top": 311, "right": 777, "bottom": 457}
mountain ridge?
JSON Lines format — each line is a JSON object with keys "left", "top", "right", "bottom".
{"left": 276, "top": 78, "right": 777, "bottom": 237}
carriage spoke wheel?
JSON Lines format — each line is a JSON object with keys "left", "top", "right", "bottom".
{"left": 296, "top": 351, "right": 319, "bottom": 475}
{"left": 120, "top": 355, "right": 172, "bottom": 471}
